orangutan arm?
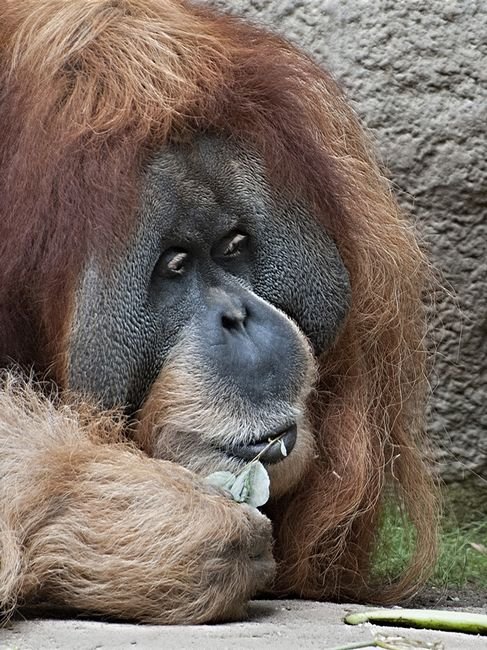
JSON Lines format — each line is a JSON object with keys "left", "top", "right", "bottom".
{"left": 0, "top": 377, "right": 274, "bottom": 624}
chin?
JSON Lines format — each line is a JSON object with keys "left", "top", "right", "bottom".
{"left": 144, "top": 418, "right": 315, "bottom": 501}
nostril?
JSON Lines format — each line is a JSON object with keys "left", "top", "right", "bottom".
{"left": 221, "top": 308, "right": 247, "bottom": 333}
{"left": 221, "top": 313, "right": 238, "bottom": 331}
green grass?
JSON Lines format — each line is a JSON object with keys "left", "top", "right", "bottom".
{"left": 374, "top": 489, "right": 487, "bottom": 589}
{"left": 433, "top": 517, "right": 487, "bottom": 588}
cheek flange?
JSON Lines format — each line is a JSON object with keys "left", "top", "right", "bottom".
{"left": 250, "top": 199, "right": 351, "bottom": 356}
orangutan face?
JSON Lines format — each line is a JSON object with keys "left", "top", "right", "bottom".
{"left": 68, "top": 134, "right": 350, "bottom": 497}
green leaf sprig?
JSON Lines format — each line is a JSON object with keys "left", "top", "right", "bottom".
{"left": 205, "top": 432, "right": 287, "bottom": 508}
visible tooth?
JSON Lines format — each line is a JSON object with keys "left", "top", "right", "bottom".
{"left": 280, "top": 438, "right": 287, "bottom": 457}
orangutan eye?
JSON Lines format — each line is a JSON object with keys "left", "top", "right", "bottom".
{"left": 221, "top": 232, "right": 248, "bottom": 257}
{"left": 167, "top": 251, "right": 188, "bottom": 273}
{"left": 153, "top": 249, "right": 188, "bottom": 279}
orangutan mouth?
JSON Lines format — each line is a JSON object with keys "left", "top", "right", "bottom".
{"left": 228, "top": 424, "right": 297, "bottom": 464}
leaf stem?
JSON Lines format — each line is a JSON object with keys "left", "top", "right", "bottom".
{"left": 235, "top": 432, "right": 286, "bottom": 476}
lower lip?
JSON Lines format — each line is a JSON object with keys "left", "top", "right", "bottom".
{"left": 228, "top": 425, "right": 297, "bottom": 465}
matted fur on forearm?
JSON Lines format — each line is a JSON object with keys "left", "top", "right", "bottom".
{"left": 0, "top": 375, "right": 274, "bottom": 623}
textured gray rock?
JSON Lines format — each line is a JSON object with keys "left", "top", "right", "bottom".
{"left": 210, "top": 0, "right": 487, "bottom": 482}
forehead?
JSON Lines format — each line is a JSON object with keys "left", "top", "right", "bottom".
{"left": 140, "top": 136, "right": 268, "bottom": 243}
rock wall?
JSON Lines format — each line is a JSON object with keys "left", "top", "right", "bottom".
{"left": 210, "top": 0, "right": 487, "bottom": 482}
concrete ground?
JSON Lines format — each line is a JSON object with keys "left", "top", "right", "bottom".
{"left": 0, "top": 600, "right": 485, "bottom": 650}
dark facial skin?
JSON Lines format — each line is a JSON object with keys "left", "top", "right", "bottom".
{"left": 68, "top": 134, "right": 350, "bottom": 470}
